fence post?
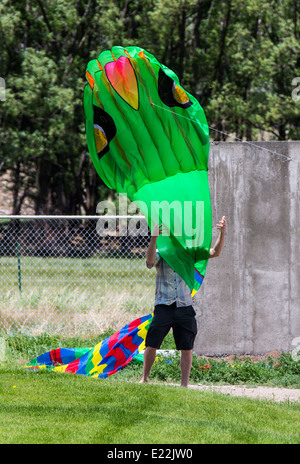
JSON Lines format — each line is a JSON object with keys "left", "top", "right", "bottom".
{"left": 17, "top": 241, "right": 22, "bottom": 293}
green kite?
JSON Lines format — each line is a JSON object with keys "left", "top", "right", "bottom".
{"left": 84, "top": 46, "right": 212, "bottom": 295}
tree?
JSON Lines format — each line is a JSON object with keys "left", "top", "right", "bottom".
{"left": 0, "top": 0, "right": 299, "bottom": 215}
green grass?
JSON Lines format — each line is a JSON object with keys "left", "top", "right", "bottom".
{"left": 1, "top": 333, "right": 300, "bottom": 444}
{"left": 0, "top": 366, "right": 299, "bottom": 444}
{"left": 1, "top": 256, "right": 300, "bottom": 444}
{"left": 0, "top": 255, "right": 153, "bottom": 292}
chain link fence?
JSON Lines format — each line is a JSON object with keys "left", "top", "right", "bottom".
{"left": 0, "top": 216, "right": 155, "bottom": 340}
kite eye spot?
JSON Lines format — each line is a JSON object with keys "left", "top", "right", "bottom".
{"left": 93, "top": 106, "right": 117, "bottom": 159}
{"left": 94, "top": 125, "right": 108, "bottom": 154}
{"left": 173, "top": 83, "right": 190, "bottom": 106}
{"left": 158, "top": 68, "right": 192, "bottom": 109}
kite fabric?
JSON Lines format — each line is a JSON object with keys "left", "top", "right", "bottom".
{"left": 26, "top": 314, "right": 152, "bottom": 378}
{"left": 84, "top": 46, "right": 212, "bottom": 296}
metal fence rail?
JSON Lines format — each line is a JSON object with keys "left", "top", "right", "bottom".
{"left": 0, "top": 216, "right": 154, "bottom": 338}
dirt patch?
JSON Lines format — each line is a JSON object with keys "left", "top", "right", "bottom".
{"left": 172, "top": 351, "right": 300, "bottom": 403}
{"left": 205, "top": 350, "right": 283, "bottom": 363}
{"left": 188, "top": 384, "right": 300, "bottom": 403}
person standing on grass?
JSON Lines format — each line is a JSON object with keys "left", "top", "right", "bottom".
{"left": 141, "top": 216, "right": 226, "bottom": 387}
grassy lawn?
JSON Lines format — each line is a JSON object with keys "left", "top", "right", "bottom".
{"left": 1, "top": 255, "right": 300, "bottom": 445}
{"left": 0, "top": 255, "right": 153, "bottom": 292}
{"left": 0, "top": 366, "right": 300, "bottom": 444}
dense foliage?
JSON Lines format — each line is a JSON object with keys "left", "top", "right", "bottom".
{"left": 0, "top": 0, "right": 299, "bottom": 214}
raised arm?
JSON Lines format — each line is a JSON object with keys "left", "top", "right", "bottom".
{"left": 146, "top": 223, "right": 163, "bottom": 268}
{"left": 209, "top": 216, "right": 226, "bottom": 258}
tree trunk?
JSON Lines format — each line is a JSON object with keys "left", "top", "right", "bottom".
{"left": 35, "top": 157, "right": 52, "bottom": 215}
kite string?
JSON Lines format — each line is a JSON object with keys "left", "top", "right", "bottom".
{"left": 150, "top": 102, "right": 293, "bottom": 162}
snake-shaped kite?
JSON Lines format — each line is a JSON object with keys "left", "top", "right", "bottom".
{"left": 84, "top": 46, "right": 212, "bottom": 295}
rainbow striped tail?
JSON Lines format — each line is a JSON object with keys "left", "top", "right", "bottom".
{"left": 26, "top": 313, "right": 153, "bottom": 378}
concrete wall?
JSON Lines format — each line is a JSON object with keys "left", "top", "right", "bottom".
{"left": 193, "top": 141, "right": 300, "bottom": 356}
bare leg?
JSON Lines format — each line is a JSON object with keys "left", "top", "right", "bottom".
{"left": 140, "top": 346, "right": 157, "bottom": 383}
{"left": 180, "top": 350, "right": 192, "bottom": 387}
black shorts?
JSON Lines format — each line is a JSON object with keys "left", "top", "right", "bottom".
{"left": 145, "top": 303, "right": 197, "bottom": 351}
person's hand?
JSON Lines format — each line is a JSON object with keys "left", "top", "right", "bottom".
{"left": 216, "top": 216, "right": 226, "bottom": 234}
{"left": 152, "top": 222, "right": 165, "bottom": 237}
